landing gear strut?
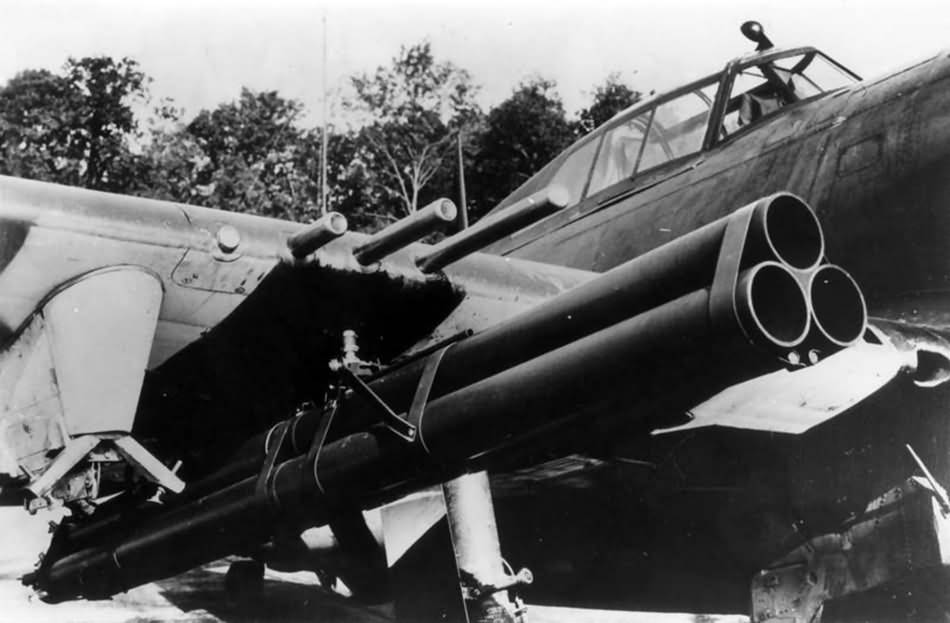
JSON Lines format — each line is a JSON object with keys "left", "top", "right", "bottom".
{"left": 443, "top": 471, "right": 531, "bottom": 623}
{"left": 384, "top": 471, "right": 531, "bottom": 622}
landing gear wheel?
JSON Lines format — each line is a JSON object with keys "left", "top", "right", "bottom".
{"left": 225, "top": 560, "right": 265, "bottom": 600}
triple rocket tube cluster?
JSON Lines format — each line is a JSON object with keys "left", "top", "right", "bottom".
{"left": 31, "top": 193, "right": 867, "bottom": 602}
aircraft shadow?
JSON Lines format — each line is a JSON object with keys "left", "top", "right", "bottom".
{"left": 155, "top": 562, "right": 393, "bottom": 623}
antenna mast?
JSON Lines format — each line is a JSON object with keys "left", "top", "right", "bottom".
{"left": 320, "top": 11, "right": 329, "bottom": 215}
{"left": 457, "top": 132, "right": 468, "bottom": 230}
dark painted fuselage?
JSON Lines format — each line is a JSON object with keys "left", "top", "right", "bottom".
{"left": 492, "top": 52, "right": 950, "bottom": 325}
{"left": 485, "top": 50, "right": 950, "bottom": 613}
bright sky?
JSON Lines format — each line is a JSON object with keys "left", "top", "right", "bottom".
{"left": 2, "top": 0, "right": 950, "bottom": 127}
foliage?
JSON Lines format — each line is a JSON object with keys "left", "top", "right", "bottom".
{"left": 0, "top": 57, "right": 148, "bottom": 191}
{"left": 317, "top": 129, "right": 388, "bottom": 230}
{"left": 0, "top": 69, "right": 73, "bottom": 182}
{"left": 576, "top": 73, "right": 643, "bottom": 135}
{"left": 0, "top": 47, "right": 644, "bottom": 232}
{"left": 348, "top": 41, "right": 480, "bottom": 219}
{"left": 133, "top": 90, "right": 379, "bottom": 227}
{"left": 181, "top": 89, "right": 317, "bottom": 219}
{"left": 468, "top": 77, "right": 576, "bottom": 219}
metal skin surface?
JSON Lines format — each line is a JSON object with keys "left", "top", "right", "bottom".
{"left": 0, "top": 175, "right": 595, "bottom": 481}
{"left": 470, "top": 50, "right": 950, "bottom": 616}
{"left": 0, "top": 176, "right": 590, "bottom": 374}
{"left": 10, "top": 36, "right": 950, "bottom": 620}
{"left": 488, "top": 52, "right": 950, "bottom": 331}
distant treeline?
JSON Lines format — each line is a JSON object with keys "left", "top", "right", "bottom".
{"left": 0, "top": 43, "right": 640, "bottom": 230}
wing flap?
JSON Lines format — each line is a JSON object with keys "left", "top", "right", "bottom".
{"left": 656, "top": 319, "right": 950, "bottom": 435}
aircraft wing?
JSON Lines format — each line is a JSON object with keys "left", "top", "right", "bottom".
{"left": 0, "top": 175, "right": 595, "bottom": 495}
{"left": 651, "top": 319, "right": 950, "bottom": 436}
{"left": 0, "top": 179, "right": 878, "bottom": 605}
{"left": 133, "top": 203, "right": 596, "bottom": 474}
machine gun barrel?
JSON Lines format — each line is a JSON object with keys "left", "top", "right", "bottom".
{"left": 415, "top": 186, "right": 570, "bottom": 273}
{"left": 353, "top": 199, "right": 457, "bottom": 265}
{"left": 286, "top": 212, "right": 348, "bottom": 258}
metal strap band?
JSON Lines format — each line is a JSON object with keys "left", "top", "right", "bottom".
{"left": 408, "top": 343, "right": 455, "bottom": 455}
{"left": 255, "top": 420, "right": 290, "bottom": 498}
{"left": 709, "top": 203, "right": 756, "bottom": 336}
{"left": 308, "top": 391, "right": 343, "bottom": 495}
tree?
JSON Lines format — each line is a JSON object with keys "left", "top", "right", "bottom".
{"left": 179, "top": 89, "right": 317, "bottom": 220}
{"left": 311, "top": 128, "right": 386, "bottom": 230}
{"left": 468, "top": 77, "right": 575, "bottom": 220}
{"left": 0, "top": 57, "right": 148, "bottom": 191}
{"left": 129, "top": 104, "right": 210, "bottom": 205}
{"left": 348, "top": 41, "right": 480, "bottom": 218}
{"left": 0, "top": 69, "right": 75, "bottom": 182}
{"left": 65, "top": 57, "right": 149, "bottom": 190}
{"left": 576, "top": 73, "right": 642, "bottom": 135}
{"left": 137, "top": 89, "right": 377, "bottom": 227}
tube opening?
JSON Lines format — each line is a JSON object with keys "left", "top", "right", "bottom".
{"left": 326, "top": 212, "right": 348, "bottom": 234}
{"left": 809, "top": 265, "right": 867, "bottom": 347}
{"left": 763, "top": 194, "right": 824, "bottom": 270}
{"left": 436, "top": 199, "right": 458, "bottom": 222}
{"left": 743, "top": 262, "right": 810, "bottom": 347}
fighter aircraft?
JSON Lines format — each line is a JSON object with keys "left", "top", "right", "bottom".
{"left": 0, "top": 21, "right": 948, "bottom": 623}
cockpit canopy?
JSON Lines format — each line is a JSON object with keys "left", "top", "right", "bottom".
{"left": 493, "top": 46, "right": 859, "bottom": 213}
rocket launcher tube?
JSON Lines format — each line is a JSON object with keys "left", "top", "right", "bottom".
{"left": 30, "top": 194, "right": 860, "bottom": 597}
{"left": 135, "top": 193, "right": 838, "bottom": 507}
{"left": 801, "top": 264, "right": 868, "bottom": 361}
{"left": 318, "top": 192, "right": 829, "bottom": 437}
{"left": 32, "top": 258, "right": 823, "bottom": 601}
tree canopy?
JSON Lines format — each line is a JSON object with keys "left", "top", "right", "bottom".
{"left": 576, "top": 73, "right": 643, "bottom": 135}
{"left": 348, "top": 41, "right": 480, "bottom": 218}
{"left": 469, "top": 77, "right": 576, "bottom": 219}
{"left": 184, "top": 89, "right": 313, "bottom": 219}
{"left": 0, "top": 57, "right": 148, "bottom": 191}
{"left": 0, "top": 47, "right": 643, "bottom": 231}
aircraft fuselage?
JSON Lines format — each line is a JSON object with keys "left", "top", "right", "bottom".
{"left": 486, "top": 49, "right": 950, "bottom": 615}
{"left": 5, "top": 37, "right": 950, "bottom": 621}
{"left": 494, "top": 51, "right": 950, "bottom": 333}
